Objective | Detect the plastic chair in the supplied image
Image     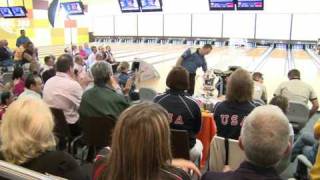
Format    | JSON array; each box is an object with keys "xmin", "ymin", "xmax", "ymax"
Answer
[
  {"xmin": 139, "ymin": 88, "xmax": 157, "ymax": 102},
  {"xmin": 79, "ymin": 116, "xmax": 116, "ymax": 162},
  {"xmin": 287, "ymin": 101, "xmax": 309, "ymax": 132},
  {"xmin": 170, "ymin": 129, "xmax": 199, "ymax": 179},
  {"xmin": 171, "ymin": 129, "xmax": 190, "ymax": 160},
  {"xmin": 50, "ymin": 108, "xmax": 72, "ymax": 152},
  {"xmin": 0, "ymin": 160, "xmax": 66, "ymax": 180},
  {"xmin": 209, "ymin": 136, "xmax": 245, "ymax": 172}
]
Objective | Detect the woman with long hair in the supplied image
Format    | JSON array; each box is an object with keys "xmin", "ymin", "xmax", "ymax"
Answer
[{"xmin": 93, "ymin": 102, "xmax": 200, "ymax": 180}]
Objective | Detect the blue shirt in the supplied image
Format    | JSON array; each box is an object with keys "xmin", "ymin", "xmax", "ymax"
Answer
[
  {"xmin": 181, "ymin": 48, "xmax": 207, "ymax": 74},
  {"xmin": 84, "ymin": 48, "xmax": 92, "ymax": 56},
  {"xmin": 16, "ymin": 36, "xmax": 30, "ymax": 47},
  {"xmin": 117, "ymin": 72, "xmax": 136, "ymax": 92}
]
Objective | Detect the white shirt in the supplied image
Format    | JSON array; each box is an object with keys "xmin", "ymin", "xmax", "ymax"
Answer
[{"xmin": 87, "ymin": 53, "xmax": 96, "ymax": 67}]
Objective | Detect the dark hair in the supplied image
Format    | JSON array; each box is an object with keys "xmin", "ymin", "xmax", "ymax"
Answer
[
  {"xmin": 203, "ymin": 44, "xmax": 213, "ymax": 49},
  {"xmin": 288, "ymin": 69, "xmax": 300, "ymax": 80},
  {"xmin": 42, "ymin": 69, "xmax": 56, "ymax": 84},
  {"xmin": 44, "ymin": 56, "xmax": 52, "ymax": 64},
  {"xmin": 20, "ymin": 30, "xmax": 25, "ymax": 34},
  {"xmin": 226, "ymin": 69, "xmax": 254, "ymax": 103},
  {"xmin": 25, "ymin": 74, "xmax": 40, "ymax": 89},
  {"xmin": 252, "ymin": 72, "xmax": 263, "ymax": 81},
  {"xmin": 56, "ymin": 54, "xmax": 74, "ymax": 73},
  {"xmin": 91, "ymin": 46, "xmax": 97, "ymax": 51},
  {"xmin": 50, "ymin": 55, "xmax": 56, "ymax": 61},
  {"xmin": 64, "ymin": 48, "xmax": 69, "ymax": 53},
  {"xmin": 166, "ymin": 66, "xmax": 189, "ymax": 91},
  {"xmin": 1, "ymin": 91, "xmax": 11, "ymax": 105},
  {"xmin": 270, "ymin": 96, "xmax": 289, "ymax": 114},
  {"xmin": 12, "ymin": 66, "xmax": 24, "ymax": 80}
]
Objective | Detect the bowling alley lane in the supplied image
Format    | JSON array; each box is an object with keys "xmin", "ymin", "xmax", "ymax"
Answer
[
  {"xmin": 259, "ymin": 48, "xmax": 288, "ymax": 99},
  {"xmin": 208, "ymin": 47, "xmax": 267, "ymax": 71}
]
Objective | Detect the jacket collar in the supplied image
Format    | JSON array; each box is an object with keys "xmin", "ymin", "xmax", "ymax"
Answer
[{"xmin": 236, "ymin": 161, "xmax": 280, "ymax": 178}]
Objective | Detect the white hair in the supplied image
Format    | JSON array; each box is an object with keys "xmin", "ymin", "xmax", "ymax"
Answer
[
  {"xmin": 91, "ymin": 61, "xmax": 113, "ymax": 85},
  {"xmin": 241, "ymin": 105, "xmax": 290, "ymax": 167}
]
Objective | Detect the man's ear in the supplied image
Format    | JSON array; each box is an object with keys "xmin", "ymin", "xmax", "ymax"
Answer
[
  {"xmin": 283, "ymin": 141, "xmax": 292, "ymax": 156},
  {"xmin": 238, "ymin": 137, "xmax": 244, "ymax": 151}
]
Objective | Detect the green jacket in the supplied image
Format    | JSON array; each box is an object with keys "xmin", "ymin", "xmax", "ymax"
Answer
[{"xmin": 79, "ymin": 85, "xmax": 130, "ymax": 119}]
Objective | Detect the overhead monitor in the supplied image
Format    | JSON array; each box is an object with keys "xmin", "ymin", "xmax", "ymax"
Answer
[
  {"xmin": 237, "ymin": 0, "xmax": 264, "ymax": 10},
  {"xmin": 140, "ymin": 0, "xmax": 163, "ymax": 12},
  {"xmin": 10, "ymin": 6, "xmax": 27, "ymax": 18},
  {"xmin": 118, "ymin": 0, "xmax": 141, "ymax": 12},
  {"xmin": 209, "ymin": 0, "xmax": 236, "ymax": 10},
  {"xmin": 0, "ymin": 7, "xmax": 14, "ymax": 18},
  {"xmin": 61, "ymin": 1, "xmax": 84, "ymax": 15}
]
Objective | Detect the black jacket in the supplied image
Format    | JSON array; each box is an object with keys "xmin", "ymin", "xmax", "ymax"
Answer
[
  {"xmin": 0, "ymin": 47, "xmax": 11, "ymax": 61},
  {"xmin": 202, "ymin": 161, "xmax": 282, "ymax": 180},
  {"xmin": 0, "ymin": 151, "xmax": 88, "ymax": 180},
  {"xmin": 154, "ymin": 89, "xmax": 202, "ymax": 148}
]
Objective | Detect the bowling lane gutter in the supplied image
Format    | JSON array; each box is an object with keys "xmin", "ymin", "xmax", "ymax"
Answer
[
  {"xmin": 284, "ymin": 49, "xmax": 292, "ymax": 76},
  {"xmin": 287, "ymin": 49, "xmax": 295, "ymax": 72},
  {"xmin": 306, "ymin": 49, "xmax": 320, "ymax": 70},
  {"xmin": 247, "ymin": 46, "xmax": 274, "ymax": 72}
]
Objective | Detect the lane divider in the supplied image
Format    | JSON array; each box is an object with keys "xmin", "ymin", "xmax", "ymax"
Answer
[
  {"xmin": 247, "ymin": 46, "xmax": 274, "ymax": 72},
  {"xmin": 306, "ymin": 48, "xmax": 320, "ymax": 70}
]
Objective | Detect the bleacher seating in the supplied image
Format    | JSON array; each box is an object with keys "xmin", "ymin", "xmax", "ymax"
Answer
[{"xmin": 0, "ymin": 160, "xmax": 66, "ymax": 180}]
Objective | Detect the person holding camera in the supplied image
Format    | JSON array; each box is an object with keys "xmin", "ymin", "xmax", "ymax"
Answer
[
  {"xmin": 116, "ymin": 61, "xmax": 139, "ymax": 101},
  {"xmin": 176, "ymin": 44, "xmax": 212, "ymax": 96}
]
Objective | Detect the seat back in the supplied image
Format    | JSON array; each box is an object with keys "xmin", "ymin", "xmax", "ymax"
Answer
[
  {"xmin": 50, "ymin": 108, "xmax": 70, "ymax": 139},
  {"xmin": 287, "ymin": 101, "xmax": 309, "ymax": 131},
  {"xmin": 0, "ymin": 160, "xmax": 66, "ymax": 180},
  {"xmin": 170, "ymin": 129, "xmax": 190, "ymax": 160},
  {"xmin": 209, "ymin": 136, "xmax": 245, "ymax": 172},
  {"xmin": 139, "ymin": 88, "xmax": 157, "ymax": 101},
  {"xmin": 80, "ymin": 116, "xmax": 116, "ymax": 147}
]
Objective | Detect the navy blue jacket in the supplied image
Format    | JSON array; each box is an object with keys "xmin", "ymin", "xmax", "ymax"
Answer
[
  {"xmin": 213, "ymin": 100, "xmax": 262, "ymax": 139},
  {"xmin": 154, "ymin": 89, "xmax": 202, "ymax": 148}
]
